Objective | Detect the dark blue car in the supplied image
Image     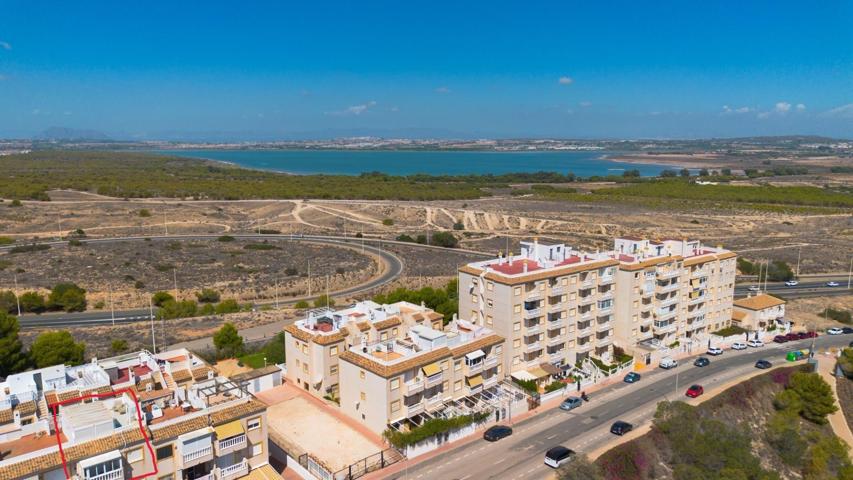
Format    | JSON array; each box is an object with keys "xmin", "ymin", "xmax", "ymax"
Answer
[{"xmin": 624, "ymin": 372, "xmax": 641, "ymax": 383}]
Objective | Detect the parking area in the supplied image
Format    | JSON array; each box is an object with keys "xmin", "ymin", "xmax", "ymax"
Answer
[{"xmin": 255, "ymin": 383, "xmax": 385, "ymax": 473}]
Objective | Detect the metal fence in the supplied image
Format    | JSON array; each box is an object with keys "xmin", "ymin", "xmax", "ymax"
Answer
[{"xmin": 332, "ymin": 447, "xmax": 405, "ymax": 480}]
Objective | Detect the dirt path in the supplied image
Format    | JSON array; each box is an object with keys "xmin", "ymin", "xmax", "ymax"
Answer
[{"xmin": 816, "ymin": 353, "xmax": 853, "ymax": 448}]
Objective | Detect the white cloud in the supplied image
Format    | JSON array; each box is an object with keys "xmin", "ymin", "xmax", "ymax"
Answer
[
  {"xmin": 722, "ymin": 105, "xmax": 754, "ymax": 115},
  {"xmin": 579, "ymin": 101, "xmax": 592, "ymax": 107},
  {"xmin": 558, "ymin": 76, "xmax": 573, "ymax": 85},
  {"xmin": 389, "ymin": 106, "xmax": 399, "ymax": 112},
  {"xmin": 796, "ymin": 103, "xmax": 806, "ymax": 112},
  {"xmin": 756, "ymin": 101, "xmax": 806, "ymax": 119},
  {"xmin": 434, "ymin": 86, "xmax": 451, "ymax": 94},
  {"xmin": 0, "ymin": 41, "xmax": 10, "ymax": 50},
  {"xmin": 774, "ymin": 102, "xmax": 792, "ymax": 114},
  {"xmin": 822, "ymin": 103, "xmax": 853, "ymax": 118},
  {"xmin": 327, "ymin": 100, "xmax": 377, "ymax": 116}
]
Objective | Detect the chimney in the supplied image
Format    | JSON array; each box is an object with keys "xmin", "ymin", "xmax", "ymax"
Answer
[{"xmin": 523, "ymin": 262, "xmax": 528, "ymax": 273}]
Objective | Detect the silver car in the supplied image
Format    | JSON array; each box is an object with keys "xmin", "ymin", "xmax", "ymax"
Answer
[{"xmin": 560, "ymin": 397, "xmax": 583, "ymax": 411}]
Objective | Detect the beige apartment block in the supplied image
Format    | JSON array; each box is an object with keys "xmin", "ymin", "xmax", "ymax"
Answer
[
  {"xmin": 611, "ymin": 237, "xmax": 737, "ymax": 365},
  {"xmin": 0, "ymin": 348, "xmax": 277, "ymax": 480},
  {"xmin": 337, "ymin": 319, "xmax": 505, "ymax": 434},
  {"xmin": 283, "ymin": 301, "xmax": 444, "ymax": 399},
  {"xmin": 732, "ymin": 293, "xmax": 786, "ymax": 332},
  {"xmin": 458, "ymin": 240, "xmax": 619, "ymax": 378}
]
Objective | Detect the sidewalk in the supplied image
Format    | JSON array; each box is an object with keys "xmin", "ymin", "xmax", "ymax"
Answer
[{"xmin": 816, "ymin": 354, "xmax": 853, "ymax": 448}]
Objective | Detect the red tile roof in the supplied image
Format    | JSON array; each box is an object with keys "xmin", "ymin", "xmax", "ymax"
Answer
[{"xmin": 489, "ymin": 259, "xmax": 541, "ymax": 275}]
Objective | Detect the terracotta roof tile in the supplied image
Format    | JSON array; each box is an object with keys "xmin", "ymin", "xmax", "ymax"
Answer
[
  {"xmin": 734, "ymin": 294, "xmax": 785, "ymax": 311},
  {"xmin": 449, "ymin": 334, "xmax": 504, "ymax": 358},
  {"xmin": 0, "ymin": 408, "xmax": 12, "ymax": 425},
  {"xmin": 373, "ymin": 316, "xmax": 402, "ymax": 330},
  {"xmin": 356, "ymin": 321, "xmax": 371, "ymax": 331},
  {"xmin": 171, "ymin": 369, "xmax": 192, "ymax": 384},
  {"xmin": 150, "ymin": 415, "xmax": 209, "ymax": 442},
  {"xmin": 192, "ymin": 366, "xmax": 214, "ymax": 381},
  {"xmin": 340, "ymin": 347, "xmax": 453, "ymax": 378},
  {"xmin": 314, "ymin": 328, "xmax": 348, "ymax": 346},
  {"xmin": 459, "ymin": 258, "xmax": 619, "ymax": 286},
  {"xmin": 284, "ymin": 324, "xmax": 314, "ymax": 342}
]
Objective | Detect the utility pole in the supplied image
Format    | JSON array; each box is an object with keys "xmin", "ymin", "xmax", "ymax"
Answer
[
  {"xmin": 149, "ymin": 296, "xmax": 157, "ymax": 353},
  {"xmin": 109, "ymin": 284, "xmax": 115, "ymax": 326},
  {"xmin": 57, "ymin": 215, "xmax": 63, "ymax": 241},
  {"xmin": 307, "ymin": 261, "xmax": 311, "ymax": 297},
  {"xmin": 13, "ymin": 272, "xmax": 21, "ymax": 316},
  {"xmin": 164, "ymin": 210, "xmax": 168, "ymax": 236},
  {"xmin": 274, "ymin": 278, "xmax": 279, "ymax": 309},
  {"xmin": 848, "ymin": 256, "xmax": 852, "ymax": 290},
  {"xmin": 172, "ymin": 268, "xmax": 178, "ymax": 300},
  {"xmin": 796, "ymin": 246, "xmax": 802, "ymax": 278},
  {"xmin": 756, "ymin": 261, "xmax": 763, "ymax": 292},
  {"xmin": 325, "ymin": 275, "xmax": 330, "ymax": 308}
]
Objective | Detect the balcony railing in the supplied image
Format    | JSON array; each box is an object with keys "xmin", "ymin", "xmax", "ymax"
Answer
[
  {"xmin": 656, "ymin": 309, "xmax": 678, "ymax": 320},
  {"xmin": 689, "ymin": 295, "xmax": 706, "ymax": 305},
  {"xmin": 405, "ymin": 379, "xmax": 424, "ymax": 395},
  {"xmin": 657, "ymin": 268, "xmax": 681, "ymax": 279},
  {"xmin": 548, "ymin": 302, "xmax": 564, "ymax": 311},
  {"xmin": 465, "ymin": 362, "xmax": 483, "ymax": 375},
  {"xmin": 425, "ymin": 373, "xmax": 444, "ymax": 388},
  {"xmin": 218, "ymin": 459, "xmax": 249, "ymax": 480},
  {"xmin": 547, "ymin": 335, "xmax": 564, "ymax": 346},
  {"xmin": 577, "ymin": 342, "xmax": 594, "ymax": 352},
  {"xmin": 525, "ymin": 324, "xmax": 541, "ymax": 336},
  {"xmin": 549, "ymin": 285, "xmax": 565, "ymax": 295},
  {"xmin": 599, "ymin": 275, "xmax": 615, "ymax": 285},
  {"xmin": 85, "ymin": 468, "xmax": 124, "ymax": 480},
  {"xmin": 183, "ymin": 444, "xmax": 213, "ymax": 466},
  {"xmin": 217, "ymin": 434, "xmax": 246, "ymax": 455},
  {"xmin": 658, "ymin": 296, "xmax": 678, "ymax": 307},
  {"xmin": 656, "ymin": 282, "xmax": 680, "ymax": 293},
  {"xmin": 576, "ymin": 327, "xmax": 592, "ymax": 337},
  {"xmin": 596, "ymin": 335, "xmax": 613, "ymax": 346},
  {"xmin": 524, "ymin": 308, "xmax": 542, "ymax": 318},
  {"xmin": 525, "ymin": 291, "xmax": 541, "ymax": 300},
  {"xmin": 547, "ymin": 318, "xmax": 565, "ymax": 329},
  {"xmin": 483, "ymin": 356, "xmax": 499, "ymax": 369},
  {"xmin": 691, "ymin": 269, "xmax": 707, "ymax": 278},
  {"xmin": 596, "ymin": 321, "xmax": 612, "ymax": 333},
  {"xmin": 653, "ymin": 322, "xmax": 677, "ymax": 334},
  {"xmin": 194, "ymin": 473, "xmax": 214, "ymax": 480},
  {"xmin": 579, "ymin": 295, "xmax": 595, "ymax": 305},
  {"xmin": 596, "ymin": 307, "xmax": 613, "ymax": 316},
  {"xmin": 581, "ymin": 278, "xmax": 595, "ymax": 288},
  {"xmin": 549, "ymin": 351, "xmax": 565, "ymax": 362},
  {"xmin": 525, "ymin": 341, "xmax": 542, "ymax": 352},
  {"xmin": 579, "ymin": 311, "xmax": 593, "ymax": 321},
  {"xmin": 407, "ymin": 402, "xmax": 424, "ymax": 416},
  {"xmin": 483, "ymin": 375, "xmax": 498, "ymax": 388}
]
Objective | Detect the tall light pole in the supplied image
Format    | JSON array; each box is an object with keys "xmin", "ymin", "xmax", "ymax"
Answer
[
  {"xmin": 13, "ymin": 272, "xmax": 21, "ymax": 316},
  {"xmin": 109, "ymin": 284, "xmax": 116, "ymax": 327},
  {"xmin": 149, "ymin": 295, "xmax": 157, "ymax": 353},
  {"xmin": 848, "ymin": 256, "xmax": 852, "ymax": 290},
  {"xmin": 57, "ymin": 215, "xmax": 63, "ymax": 241},
  {"xmin": 172, "ymin": 268, "xmax": 179, "ymax": 301},
  {"xmin": 796, "ymin": 246, "xmax": 802, "ymax": 278}
]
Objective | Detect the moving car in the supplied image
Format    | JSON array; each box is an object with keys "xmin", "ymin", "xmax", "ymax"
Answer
[
  {"xmin": 755, "ymin": 359, "xmax": 773, "ymax": 369},
  {"xmin": 731, "ymin": 342, "xmax": 747, "ymax": 350},
  {"xmin": 707, "ymin": 347, "xmax": 723, "ymax": 356},
  {"xmin": 784, "ymin": 280, "xmax": 799, "ymax": 286},
  {"xmin": 659, "ymin": 357, "xmax": 678, "ymax": 369},
  {"xmin": 610, "ymin": 421, "xmax": 634, "ymax": 436},
  {"xmin": 826, "ymin": 281, "xmax": 840, "ymax": 287},
  {"xmin": 693, "ymin": 357, "xmax": 710, "ymax": 367},
  {"xmin": 828, "ymin": 327, "xmax": 844, "ymax": 335},
  {"xmin": 483, "ymin": 425, "xmax": 513, "ymax": 442},
  {"xmin": 747, "ymin": 339, "xmax": 764, "ymax": 348},
  {"xmin": 773, "ymin": 335, "xmax": 789, "ymax": 343},
  {"xmin": 544, "ymin": 446, "xmax": 576, "ymax": 468},
  {"xmin": 624, "ymin": 372, "xmax": 641, "ymax": 383},
  {"xmin": 685, "ymin": 385, "xmax": 704, "ymax": 398},
  {"xmin": 560, "ymin": 397, "xmax": 583, "ymax": 411},
  {"xmin": 748, "ymin": 285, "xmax": 761, "ymax": 292}
]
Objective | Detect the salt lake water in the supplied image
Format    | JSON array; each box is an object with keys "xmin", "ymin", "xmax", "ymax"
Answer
[{"xmin": 155, "ymin": 149, "xmax": 668, "ymax": 177}]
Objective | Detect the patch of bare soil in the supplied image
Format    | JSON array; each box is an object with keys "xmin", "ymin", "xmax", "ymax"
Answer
[{"xmin": 786, "ymin": 294, "xmax": 853, "ymax": 330}]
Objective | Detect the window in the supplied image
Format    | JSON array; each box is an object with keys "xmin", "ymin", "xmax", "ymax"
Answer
[
  {"xmin": 513, "ymin": 321, "xmax": 521, "ymax": 332},
  {"xmin": 570, "ymin": 293, "xmax": 576, "ymax": 300},
  {"xmin": 301, "ymin": 344, "xmax": 308, "ymax": 354},
  {"xmin": 390, "ymin": 377, "xmax": 400, "ymax": 390},
  {"xmin": 360, "ymin": 370, "xmax": 366, "ymax": 379},
  {"xmin": 155, "ymin": 444, "xmax": 173, "ymax": 461},
  {"xmin": 248, "ymin": 417, "xmax": 261, "ymax": 431},
  {"xmin": 454, "ymin": 380, "xmax": 462, "ymax": 392},
  {"xmin": 514, "ymin": 287, "xmax": 521, "ymax": 296},
  {"xmin": 497, "ymin": 364, "xmax": 502, "ymax": 374},
  {"xmin": 632, "ymin": 315, "xmax": 638, "ymax": 323},
  {"xmin": 454, "ymin": 360, "xmax": 462, "ymax": 371},
  {"xmin": 569, "ymin": 308, "xmax": 576, "ymax": 317},
  {"xmin": 442, "ymin": 380, "xmax": 449, "ymax": 391},
  {"xmin": 360, "ymin": 391, "xmax": 366, "ymax": 401},
  {"xmin": 486, "ymin": 315, "xmax": 493, "ymax": 326},
  {"xmin": 330, "ymin": 365, "xmax": 338, "ymax": 376},
  {"xmin": 632, "ymin": 329, "xmax": 637, "ymax": 337},
  {"xmin": 330, "ymin": 345, "xmax": 338, "ymax": 356},
  {"xmin": 571, "ymin": 276, "xmax": 577, "ymax": 284},
  {"xmin": 513, "ymin": 304, "xmax": 521, "ymax": 314},
  {"xmin": 252, "ymin": 442, "xmax": 263, "ymax": 457},
  {"xmin": 512, "ymin": 356, "xmax": 520, "ymax": 366},
  {"xmin": 380, "ymin": 332, "xmax": 388, "ymax": 341},
  {"xmin": 487, "ymin": 299, "xmax": 493, "ymax": 308},
  {"xmin": 440, "ymin": 360, "xmax": 449, "ymax": 370},
  {"xmin": 561, "ymin": 277, "xmax": 568, "ymax": 286},
  {"xmin": 487, "ymin": 282, "xmax": 494, "ymax": 291},
  {"xmin": 390, "ymin": 400, "xmax": 400, "ymax": 413},
  {"xmin": 392, "ymin": 328, "xmax": 398, "ymax": 336},
  {"xmin": 513, "ymin": 339, "xmax": 521, "ymax": 348},
  {"xmin": 495, "ymin": 345, "xmax": 502, "ymax": 354},
  {"xmin": 472, "ymin": 294, "xmax": 478, "ymax": 304},
  {"xmin": 127, "ymin": 447, "xmax": 144, "ymax": 464}
]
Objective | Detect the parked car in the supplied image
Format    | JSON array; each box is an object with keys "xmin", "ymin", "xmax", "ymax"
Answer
[
  {"xmin": 544, "ymin": 446, "xmax": 576, "ymax": 468},
  {"xmin": 610, "ymin": 421, "xmax": 634, "ymax": 436},
  {"xmin": 483, "ymin": 425, "xmax": 513, "ymax": 442},
  {"xmin": 784, "ymin": 280, "xmax": 799, "ymax": 286},
  {"xmin": 748, "ymin": 285, "xmax": 761, "ymax": 292},
  {"xmin": 773, "ymin": 335, "xmax": 789, "ymax": 343},
  {"xmin": 828, "ymin": 327, "xmax": 844, "ymax": 335},
  {"xmin": 707, "ymin": 347, "xmax": 723, "ymax": 356},
  {"xmin": 694, "ymin": 357, "xmax": 710, "ymax": 367},
  {"xmin": 685, "ymin": 385, "xmax": 704, "ymax": 398},
  {"xmin": 659, "ymin": 357, "xmax": 678, "ymax": 369},
  {"xmin": 755, "ymin": 359, "xmax": 773, "ymax": 369},
  {"xmin": 731, "ymin": 342, "xmax": 747, "ymax": 350},
  {"xmin": 560, "ymin": 397, "xmax": 583, "ymax": 411},
  {"xmin": 624, "ymin": 372, "xmax": 641, "ymax": 383},
  {"xmin": 785, "ymin": 332, "xmax": 800, "ymax": 341},
  {"xmin": 801, "ymin": 331, "xmax": 818, "ymax": 338},
  {"xmin": 826, "ymin": 281, "xmax": 840, "ymax": 287},
  {"xmin": 747, "ymin": 339, "xmax": 764, "ymax": 348},
  {"xmin": 843, "ymin": 327, "xmax": 853, "ymax": 335}
]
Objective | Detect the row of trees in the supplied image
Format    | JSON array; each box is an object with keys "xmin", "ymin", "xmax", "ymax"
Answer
[
  {"xmin": 395, "ymin": 231, "xmax": 459, "ymax": 248},
  {"xmin": 151, "ymin": 291, "xmax": 243, "ymax": 320},
  {"xmin": 737, "ymin": 257, "xmax": 795, "ymax": 281},
  {"xmin": 372, "ymin": 279, "xmax": 458, "ymax": 323},
  {"xmin": 0, "ymin": 311, "xmax": 86, "ymax": 377},
  {"xmin": 0, "ymin": 283, "xmax": 87, "ymax": 314}
]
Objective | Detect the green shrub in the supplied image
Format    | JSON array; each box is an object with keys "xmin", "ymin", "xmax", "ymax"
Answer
[
  {"xmin": 544, "ymin": 381, "xmax": 565, "ymax": 393},
  {"xmin": 294, "ymin": 300, "xmax": 310, "ymax": 309},
  {"xmin": 430, "ymin": 231, "xmax": 458, "ymax": 248},
  {"xmin": 818, "ymin": 308, "xmax": 851, "ymax": 324},
  {"xmin": 713, "ymin": 325, "xmax": 747, "ymax": 337},
  {"xmin": 47, "ymin": 283, "xmax": 86, "ymax": 312},
  {"xmin": 217, "ymin": 235, "xmax": 235, "ymax": 242},
  {"xmin": 513, "ymin": 378, "xmax": 538, "ymax": 394},
  {"xmin": 243, "ymin": 243, "xmax": 279, "ymax": 250},
  {"xmin": 215, "ymin": 299, "xmax": 241, "ymax": 314},
  {"xmin": 8, "ymin": 244, "xmax": 50, "ymax": 254},
  {"xmin": 151, "ymin": 291, "xmax": 174, "ymax": 307},
  {"xmin": 383, "ymin": 411, "xmax": 490, "ymax": 448},
  {"xmin": 0, "ymin": 236, "xmax": 14, "ymax": 245},
  {"xmin": 373, "ymin": 279, "xmax": 458, "ymax": 324},
  {"xmin": 313, "ymin": 294, "xmax": 335, "ymax": 308},
  {"xmin": 19, "ymin": 292, "xmax": 46, "ymax": 313},
  {"xmin": 382, "ymin": 218, "xmax": 394, "ymax": 226},
  {"xmin": 138, "ymin": 208, "xmax": 151, "ymax": 217},
  {"xmin": 195, "ymin": 288, "xmax": 221, "ymax": 303}
]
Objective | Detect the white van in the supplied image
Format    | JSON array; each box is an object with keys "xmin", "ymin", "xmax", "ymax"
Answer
[{"xmin": 659, "ymin": 357, "xmax": 678, "ymax": 369}]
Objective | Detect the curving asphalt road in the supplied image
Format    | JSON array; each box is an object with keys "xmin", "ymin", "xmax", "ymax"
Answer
[{"xmin": 6, "ymin": 234, "xmax": 406, "ymax": 328}]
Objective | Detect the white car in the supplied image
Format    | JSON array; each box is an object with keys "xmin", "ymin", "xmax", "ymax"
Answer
[
  {"xmin": 707, "ymin": 347, "xmax": 723, "ymax": 356},
  {"xmin": 748, "ymin": 285, "xmax": 761, "ymax": 292},
  {"xmin": 747, "ymin": 339, "xmax": 764, "ymax": 348},
  {"xmin": 731, "ymin": 342, "xmax": 747, "ymax": 350},
  {"xmin": 784, "ymin": 280, "xmax": 799, "ymax": 286},
  {"xmin": 826, "ymin": 281, "xmax": 840, "ymax": 287},
  {"xmin": 828, "ymin": 327, "xmax": 844, "ymax": 335}
]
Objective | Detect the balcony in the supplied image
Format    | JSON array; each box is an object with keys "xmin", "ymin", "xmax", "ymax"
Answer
[
  {"xmin": 656, "ymin": 309, "xmax": 678, "ymax": 320},
  {"xmin": 426, "ymin": 395, "xmax": 443, "ymax": 408},
  {"xmin": 467, "ymin": 383, "xmax": 484, "ymax": 395},
  {"xmin": 483, "ymin": 356, "xmax": 499, "ymax": 370},
  {"xmin": 688, "ymin": 295, "xmax": 706, "ymax": 306},
  {"xmin": 577, "ymin": 342, "xmax": 594, "ymax": 352},
  {"xmin": 218, "ymin": 459, "xmax": 249, "ymax": 480},
  {"xmin": 425, "ymin": 373, "xmax": 444, "ymax": 388},
  {"xmin": 656, "ymin": 282, "xmax": 680, "ymax": 293},
  {"xmin": 525, "ymin": 341, "xmax": 542, "ymax": 352},
  {"xmin": 483, "ymin": 375, "xmax": 498, "ymax": 388},
  {"xmin": 548, "ymin": 302, "xmax": 564, "ymax": 312},
  {"xmin": 579, "ymin": 295, "xmax": 595, "ymax": 306},
  {"xmin": 549, "ymin": 351, "xmax": 566, "ymax": 362},
  {"xmin": 195, "ymin": 474, "xmax": 214, "ymax": 480},
  {"xmin": 407, "ymin": 402, "xmax": 425, "ymax": 416},
  {"xmin": 599, "ymin": 275, "xmax": 615, "ymax": 285},
  {"xmin": 638, "ymin": 329, "xmax": 654, "ymax": 340},
  {"xmin": 524, "ymin": 308, "xmax": 542, "ymax": 319},
  {"xmin": 547, "ymin": 335, "xmax": 564, "ymax": 346},
  {"xmin": 597, "ymin": 307, "xmax": 613, "ymax": 316},
  {"xmin": 653, "ymin": 322, "xmax": 677, "ymax": 334},
  {"xmin": 549, "ymin": 285, "xmax": 565, "ymax": 295},
  {"xmin": 657, "ymin": 268, "xmax": 681, "ymax": 279},
  {"xmin": 464, "ymin": 362, "xmax": 483, "ymax": 375},
  {"xmin": 216, "ymin": 434, "xmax": 247, "ymax": 456},
  {"xmin": 525, "ymin": 324, "xmax": 542, "ymax": 336},
  {"xmin": 576, "ymin": 326, "xmax": 592, "ymax": 338},
  {"xmin": 579, "ymin": 310, "xmax": 593, "ymax": 321},
  {"xmin": 658, "ymin": 296, "xmax": 678, "ymax": 308},
  {"xmin": 547, "ymin": 318, "xmax": 565, "ymax": 329},
  {"xmin": 691, "ymin": 269, "xmax": 707, "ymax": 278},
  {"xmin": 525, "ymin": 290, "xmax": 541, "ymax": 300},
  {"xmin": 596, "ymin": 335, "xmax": 613, "ymax": 347},
  {"xmin": 84, "ymin": 469, "xmax": 124, "ymax": 480},
  {"xmin": 182, "ymin": 444, "xmax": 213, "ymax": 468},
  {"xmin": 405, "ymin": 379, "xmax": 424, "ymax": 395},
  {"xmin": 596, "ymin": 321, "xmax": 612, "ymax": 333},
  {"xmin": 581, "ymin": 278, "xmax": 595, "ymax": 288}
]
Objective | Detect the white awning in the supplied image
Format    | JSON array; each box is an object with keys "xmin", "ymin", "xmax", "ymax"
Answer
[
  {"xmin": 465, "ymin": 349, "xmax": 486, "ymax": 361},
  {"xmin": 511, "ymin": 370, "xmax": 537, "ymax": 382}
]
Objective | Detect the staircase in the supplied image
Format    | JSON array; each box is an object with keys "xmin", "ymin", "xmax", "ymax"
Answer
[
  {"xmin": 162, "ymin": 371, "xmax": 177, "ymax": 391},
  {"xmin": 37, "ymin": 396, "xmax": 51, "ymax": 419}
]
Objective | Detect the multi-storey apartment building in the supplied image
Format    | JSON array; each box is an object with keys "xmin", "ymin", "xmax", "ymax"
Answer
[
  {"xmin": 458, "ymin": 240, "xmax": 619, "ymax": 375},
  {"xmin": 283, "ymin": 301, "xmax": 444, "ymax": 399},
  {"xmin": 458, "ymin": 237, "xmax": 737, "ymax": 375},
  {"xmin": 0, "ymin": 348, "xmax": 277, "ymax": 480},
  {"xmin": 338, "ymin": 318, "xmax": 504, "ymax": 434},
  {"xmin": 612, "ymin": 237, "xmax": 737, "ymax": 365}
]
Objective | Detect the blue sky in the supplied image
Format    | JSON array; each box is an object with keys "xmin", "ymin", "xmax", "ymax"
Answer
[{"xmin": 1, "ymin": 1, "xmax": 851, "ymax": 139}]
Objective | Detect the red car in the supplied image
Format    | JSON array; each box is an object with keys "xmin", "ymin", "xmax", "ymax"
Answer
[
  {"xmin": 685, "ymin": 385, "xmax": 704, "ymax": 398},
  {"xmin": 773, "ymin": 335, "xmax": 789, "ymax": 343},
  {"xmin": 785, "ymin": 333, "xmax": 800, "ymax": 341},
  {"xmin": 800, "ymin": 331, "xmax": 818, "ymax": 339}
]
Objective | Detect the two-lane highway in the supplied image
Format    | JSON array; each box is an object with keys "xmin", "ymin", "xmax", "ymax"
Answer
[{"xmin": 387, "ymin": 334, "xmax": 851, "ymax": 480}]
